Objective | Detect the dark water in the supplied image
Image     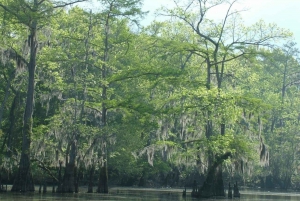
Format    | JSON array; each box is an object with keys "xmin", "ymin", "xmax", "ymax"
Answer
[{"xmin": 1, "ymin": 188, "xmax": 300, "ymax": 201}]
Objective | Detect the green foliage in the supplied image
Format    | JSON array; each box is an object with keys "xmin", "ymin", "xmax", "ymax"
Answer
[{"xmin": 0, "ymin": 0, "xmax": 299, "ymax": 190}]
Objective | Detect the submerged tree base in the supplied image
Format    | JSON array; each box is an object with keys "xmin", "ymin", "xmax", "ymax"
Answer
[
  {"xmin": 57, "ymin": 163, "xmax": 76, "ymax": 193},
  {"xmin": 11, "ymin": 152, "xmax": 34, "ymax": 192},
  {"xmin": 97, "ymin": 165, "xmax": 108, "ymax": 193},
  {"xmin": 192, "ymin": 152, "xmax": 231, "ymax": 198}
]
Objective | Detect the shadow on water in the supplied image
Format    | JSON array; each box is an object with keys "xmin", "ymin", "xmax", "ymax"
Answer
[{"xmin": 1, "ymin": 187, "xmax": 300, "ymax": 201}]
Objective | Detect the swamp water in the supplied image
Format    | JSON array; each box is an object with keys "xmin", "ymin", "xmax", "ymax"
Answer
[{"xmin": 1, "ymin": 188, "xmax": 300, "ymax": 201}]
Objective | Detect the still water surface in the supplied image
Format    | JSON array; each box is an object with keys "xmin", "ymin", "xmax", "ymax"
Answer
[{"xmin": 1, "ymin": 188, "xmax": 300, "ymax": 201}]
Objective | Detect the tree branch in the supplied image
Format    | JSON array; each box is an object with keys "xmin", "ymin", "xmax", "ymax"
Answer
[
  {"xmin": 217, "ymin": 0, "xmax": 238, "ymax": 45},
  {"xmin": 32, "ymin": 158, "xmax": 59, "ymax": 182},
  {"xmin": 210, "ymin": 52, "xmax": 247, "ymax": 66},
  {"xmin": 53, "ymin": 0, "xmax": 88, "ymax": 8},
  {"xmin": 5, "ymin": 48, "xmax": 29, "ymax": 67}
]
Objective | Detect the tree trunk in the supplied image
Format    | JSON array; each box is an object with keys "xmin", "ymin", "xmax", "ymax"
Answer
[
  {"xmin": 11, "ymin": 148, "xmax": 35, "ymax": 192},
  {"xmin": 97, "ymin": 162, "xmax": 108, "ymax": 193},
  {"xmin": 61, "ymin": 163, "xmax": 75, "ymax": 193},
  {"xmin": 11, "ymin": 17, "xmax": 37, "ymax": 192},
  {"xmin": 87, "ymin": 165, "xmax": 95, "ymax": 193},
  {"xmin": 61, "ymin": 141, "xmax": 77, "ymax": 193},
  {"xmin": 56, "ymin": 161, "xmax": 63, "ymax": 193},
  {"xmin": 74, "ymin": 167, "xmax": 79, "ymax": 193},
  {"xmin": 195, "ymin": 152, "xmax": 231, "ymax": 198},
  {"xmin": 214, "ymin": 165, "xmax": 225, "ymax": 196}
]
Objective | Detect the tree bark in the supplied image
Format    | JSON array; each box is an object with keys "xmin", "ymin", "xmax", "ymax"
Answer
[
  {"xmin": 61, "ymin": 141, "xmax": 77, "ymax": 193},
  {"xmin": 11, "ymin": 13, "xmax": 37, "ymax": 192},
  {"xmin": 97, "ymin": 163, "xmax": 108, "ymax": 193},
  {"xmin": 61, "ymin": 163, "xmax": 75, "ymax": 193},
  {"xmin": 87, "ymin": 164, "xmax": 95, "ymax": 193},
  {"xmin": 56, "ymin": 160, "xmax": 63, "ymax": 193},
  {"xmin": 195, "ymin": 152, "xmax": 231, "ymax": 198}
]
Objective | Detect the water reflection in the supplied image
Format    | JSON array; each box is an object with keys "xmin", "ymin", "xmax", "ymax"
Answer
[
  {"xmin": 242, "ymin": 190, "xmax": 300, "ymax": 201},
  {"xmin": 1, "ymin": 188, "xmax": 300, "ymax": 201}
]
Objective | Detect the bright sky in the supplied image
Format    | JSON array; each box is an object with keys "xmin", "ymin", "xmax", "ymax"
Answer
[{"xmin": 141, "ymin": 0, "xmax": 300, "ymax": 47}]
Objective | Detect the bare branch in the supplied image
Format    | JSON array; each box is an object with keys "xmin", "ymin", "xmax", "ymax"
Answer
[
  {"xmin": 32, "ymin": 158, "xmax": 59, "ymax": 182},
  {"xmin": 217, "ymin": 0, "xmax": 238, "ymax": 45},
  {"xmin": 210, "ymin": 52, "xmax": 246, "ymax": 66},
  {"xmin": 5, "ymin": 48, "xmax": 29, "ymax": 66},
  {"xmin": 38, "ymin": 0, "xmax": 47, "ymax": 6},
  {"xmin": 53, "ymin": 0, "xmax": 88, "ymax": 8},
  {"xmin": 284, "ymin": 79, "xmax": 300, "ymax": 88}
]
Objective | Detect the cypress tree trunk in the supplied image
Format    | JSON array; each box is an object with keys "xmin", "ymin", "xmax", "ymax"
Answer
[
  {"xmin": 61, "ymin": 141, "xmax": 77, "ymax": 193},
  {"xmin": 11, "ymin": 15, "xmax": 37, "ymax": 192},
  {"xmin": 11, "ymin": 121, "xmax": 35, "ymax": 192},
  {"xmin": 197, "ymin": 152, "xmax": 231, "ymax": 198},
  {"xmin": 56, "ymin": 160, "xmax": 63, "ymax": 193},
  {"xmin": 74, "ymin": 166, "xmax": 81, "ymax": 193},
  {"xmin": 214, "ymin": 165, "xmax": 225, "ymax": 196},
  {"xmin": 61, "ymin": 163, "xmax": 75, "ymax": 193},
  {"xmin": 87, "ymin": 165, "xmax": 95, "ymax": 193},
  {"xmin": 97, "ymin": 162, "xmax": 108, "ymax": 193}
]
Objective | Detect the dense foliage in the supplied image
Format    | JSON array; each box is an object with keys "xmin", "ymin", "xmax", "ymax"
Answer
[{"xmin": 0, "ymin": 0, "xmax": 299, "ymax": 194}]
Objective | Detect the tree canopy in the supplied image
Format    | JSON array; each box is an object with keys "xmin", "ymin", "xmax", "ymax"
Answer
[{"xmin": 0, "ymin": 0, "xmax": 299, "ymax": 195}]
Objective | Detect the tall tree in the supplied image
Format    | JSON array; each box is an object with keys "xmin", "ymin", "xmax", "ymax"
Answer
[
  {"xmin": 0, "ymin": 0, "xmax": 86, "ymax": 192},
  {"xmin": 156, "ymin": 0, "xmax": 291, "ymax": 197},
  {"xmin": 32, "ymin": 2, "xmax": 146, "ymax": 192},
  {"xmin": 258, "ymin": 43, "xmax": 300, "ymax": 189},
  {"xmin": 88, "ymin": 0, "xmax": 145, "ymax": 193}
]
